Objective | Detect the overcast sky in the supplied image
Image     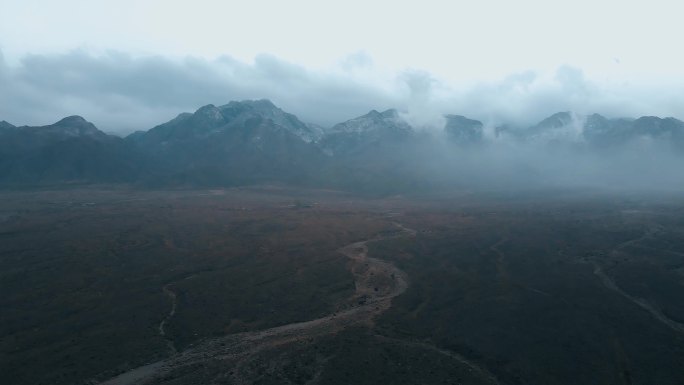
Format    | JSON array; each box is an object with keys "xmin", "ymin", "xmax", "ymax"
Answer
[{"xmin": 1, "ymin": 0, "xmax": 683, "ymax": 134}]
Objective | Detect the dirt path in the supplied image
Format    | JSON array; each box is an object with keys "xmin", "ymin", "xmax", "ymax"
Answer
[
  {"xmin": 100, "ymin": 223, "xmax": 414, "ymax": 385},
  {"xmin": 490, "ymin": 238, "xmax": 510, "ymax": 285},
  {"xmin": 374, "ymin": 335, "xmax": 501, "ymax": 385},
  {"xmin": 591, "ymin": 262, "xmax": 684, "ymax": 335},
  {"xmin": 589, "ymin": 226, "xmax": 684, "ymax": 335},
  {"xmin": 158, "ymin": 284, "xmax": 178, "ymax": 354},
  {"xmin": 490, "ymin": 238, "xmax": 552, "ymax": 298}
]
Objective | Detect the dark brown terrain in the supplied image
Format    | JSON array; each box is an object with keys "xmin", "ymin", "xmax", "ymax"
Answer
[{"xmin": 1, "ymin": 187, "xmax": 684, "ymax": 384}]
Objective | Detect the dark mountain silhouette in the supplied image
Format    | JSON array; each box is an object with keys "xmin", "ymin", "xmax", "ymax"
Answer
[
  {"xmin": 0, "ymin": 116, "xmax": 140, "ymax": 185},
  {"xmin": 443, "ymin": 115, "xmax": 484, "ymax": 144},
  {"xmin": 127, "ymin": 100, "xmax": 328, "ymax": 186},
  {"xmin": 496, "ymin": 112, "xmax": 684, "ymax": 148},
  {"xmin": 2, "ymin": 101, "xmax": 684, "ymax": 189},
  {"xmin": 318, "ymin": 109, "xmax": 413, "ymax": 157},
  {"xmin": 582, "ymin": 113, "xmax": 635, "ymax": 146},
  {"xmin": 631, "ymin": 116, "xmax": 684, "ymax": 145},
  {"xmin": 578, "ymin": 113, "xmax": 684, "ymax": 147},
  {"xmin": 316, "ymin": 108, "xmax": 441, "ymax": 193},
  {"xmin": 497, "ymin": 112, "xmax": 577, "ymax": 142},
  {"xmin": 0, "ymin": 120, "xmax": 16, "ymax": 131}
]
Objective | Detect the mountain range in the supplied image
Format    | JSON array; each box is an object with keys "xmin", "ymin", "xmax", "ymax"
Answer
[{"xmin": 1, "ymin": 100, "xmax": 683, "ymax": 191}]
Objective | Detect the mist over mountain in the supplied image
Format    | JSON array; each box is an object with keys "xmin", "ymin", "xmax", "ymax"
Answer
[
  {"xmin": 319, "ymin": 109, "xmax": 412, "ymax": 156},
  {"xmin": 444, "ymin": 115, "xmax": 485, "ymax": 144},
  {"xmin": 0, "ymin": 121, "xmax": 15, "ymax": 131},
  {"xmin": 126, "ymin": 100, "xmax": 327, "ymax": 187},
  {"xmin": 2, "ymin": 99, "xmax": 683, "ymax": 192},
  {"xmin": 3, "ymin": 50, "xmax": 684, "ymax": 137}
]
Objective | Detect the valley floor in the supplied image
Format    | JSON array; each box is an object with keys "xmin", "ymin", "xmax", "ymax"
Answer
[{"xmin": 1, "ymin": 187, "xmax": 684, "ymax": 384}]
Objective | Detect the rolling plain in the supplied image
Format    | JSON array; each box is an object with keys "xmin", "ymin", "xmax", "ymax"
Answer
[{"xmin": 2, "ymin": 187, "xmax": 684, "ymax": 384}]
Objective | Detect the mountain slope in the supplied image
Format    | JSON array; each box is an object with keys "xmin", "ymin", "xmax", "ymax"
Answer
[
  {"xmin": 128, "ymin": 101, "xmax": 328, "ymax": 186},
  {"xmin": 2, "ymin": 102, "xmax": 684, "ymax": 190},
  {"xmin": 0, "ymin": 120, "xmax": 15, "ymax": 132},
  {"xmin": 318, "ymin": 109, "xmax": 413, "ymax": 157},
  {"xmin": 317, "ymin": 109, "xmax": 448, "ymax": 193},
  {"xmin": 444, "ymin": 115, "xmax": 484, "ymax": 144},
  {"xmin": 0, "ymin": 116, "xmax": 140, "ymax": 185}
]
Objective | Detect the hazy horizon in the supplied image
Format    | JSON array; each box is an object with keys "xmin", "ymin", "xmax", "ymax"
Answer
[
  {"xmin": 1, "ymin": 0, "xmax": 683, "ymax": 134},
  {"xmin": 4, "ymin": 3, "xmax": 684, "ymax": 385}
]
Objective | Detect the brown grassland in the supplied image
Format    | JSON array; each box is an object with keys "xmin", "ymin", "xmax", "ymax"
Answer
[{"xmin": 1, "ymin": 187, "xmax": 684, "ymax": 384}]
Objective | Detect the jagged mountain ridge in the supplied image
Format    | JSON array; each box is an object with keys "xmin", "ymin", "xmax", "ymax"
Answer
[
  {"xmin": 444, "ymin": 115, "xmax": 484, "ymax": 144},
  {"xmin": 318, "ymin": 109, "xmax": 414, "ymax": 156},
  {"xmin": 2, "ymin": 100, "xmax": 684, "ymax": 188},
  {"xmin": 131, "ymin": 99, "xmax": 323, "ymax": 146},
  {"xmin": 0, "ymin": 116, "xmax": 140, "ymax": 184},
  {"xmin": 126, "ymin": 100, "xmax": 329, "ymax": 186},
  {"xmin": 495, "ymin": 111, "xmax": 684, "ymax": 147},
  {"xmin": 0, "ymin": 120, "xmax": 16, "ymax": 131}
]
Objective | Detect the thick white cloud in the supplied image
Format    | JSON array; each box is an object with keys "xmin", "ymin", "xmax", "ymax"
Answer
[
  {"xmin": 1, "ymin": 1, "xmax": 683, "ymax": 133},
  {"xmin": 2, "ymin": 0, "xmax": 683, "ymax": 80},
  {"xmin": 0, "ymin": 50, "xmax": 397, "ymax": 133},
  {"xmin": 0, "ymin": 49, "xmax": 683, "ymax": 135}
]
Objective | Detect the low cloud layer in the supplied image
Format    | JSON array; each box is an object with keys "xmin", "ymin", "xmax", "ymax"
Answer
[{"xmin": 1, "ymin": 49, "xmax": 683, "ymax": 135}]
